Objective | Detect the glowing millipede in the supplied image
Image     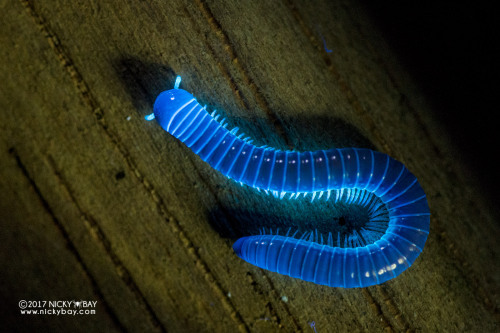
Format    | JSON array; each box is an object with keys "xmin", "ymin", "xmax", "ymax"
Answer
[{"xmin": 146, "ymin": 76, "xmax": 430, "ymax": 288}]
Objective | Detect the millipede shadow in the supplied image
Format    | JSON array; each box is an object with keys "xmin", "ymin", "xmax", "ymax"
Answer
[
  {"xmin": 113, "ymin": 57, "xmax": 176, "ymax": 116},
  {"xmin": 281, "ymin": 113, "xmax": 375, "ymax": 152},
  {"xmin": 208, "ymin": 198, "xmax": 374, "ymax": 242}
]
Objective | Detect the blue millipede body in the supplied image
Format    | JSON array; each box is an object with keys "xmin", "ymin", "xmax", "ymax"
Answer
[{"xmin": 147, "ymin": 76, "xmax": 430, "ymax": 288}]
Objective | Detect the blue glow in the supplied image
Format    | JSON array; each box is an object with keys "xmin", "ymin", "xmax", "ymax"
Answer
[
  {"xmin": 145, "ymin": 113, "xmax": 155, "ymax": 121},
  {"xmin": 174, "ymin": 75, "xmax": 181, "ymax": 89},
  {"xmin": 149, "ymin": 76, "xmax": 430, "ymax": 288},
  {"xmin": 322, "ymin": 36, "xmax": 333, "ymax": 53}
]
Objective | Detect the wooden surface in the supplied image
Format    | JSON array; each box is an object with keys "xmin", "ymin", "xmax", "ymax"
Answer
[{"xmin": 1, "ymin": 0, "xmax": 498, "ymax": 332}]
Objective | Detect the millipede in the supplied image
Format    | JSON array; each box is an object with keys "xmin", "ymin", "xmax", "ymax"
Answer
[{"xmin": 146, "ymin": 76, "xmax": 430, "ymax": 288}]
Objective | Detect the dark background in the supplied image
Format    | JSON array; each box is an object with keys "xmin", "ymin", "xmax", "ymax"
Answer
[
  {"xmin": 360, "ymin": 2, "xmax": 498, "ymax": 209},
  {"xmin": 2, "ymin": 2, "xmax": 498, "ymax": 331}
]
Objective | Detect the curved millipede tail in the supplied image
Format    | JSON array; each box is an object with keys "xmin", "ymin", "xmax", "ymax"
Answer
[{"xmin": 148, "ymin": 76, "xmax": 430, "ymax": 288}]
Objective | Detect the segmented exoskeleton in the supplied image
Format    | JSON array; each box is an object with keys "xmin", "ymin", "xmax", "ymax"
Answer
[{"xmin": 146, "ymin": 76, "xmax": 430, "ymax": 288}]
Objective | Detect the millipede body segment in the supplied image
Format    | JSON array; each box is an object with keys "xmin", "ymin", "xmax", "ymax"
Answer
[{"xmin": 146, "ymin": 76, "xmax": 430, "ymax": 288}]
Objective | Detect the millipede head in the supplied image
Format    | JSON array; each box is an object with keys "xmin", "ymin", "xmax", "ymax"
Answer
[
  {"xmin": 146, "ymin": 76, "xmax": 199, "ymax": 135},
  {"xmin": 145, "ymin": 75, "xmax": 183, "ymax": 122}
]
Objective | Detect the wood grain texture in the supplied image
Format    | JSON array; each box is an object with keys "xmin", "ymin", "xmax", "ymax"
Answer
[{"xmin": 1, "ymin": 0, "xmax": 498, "ymax": 332}]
